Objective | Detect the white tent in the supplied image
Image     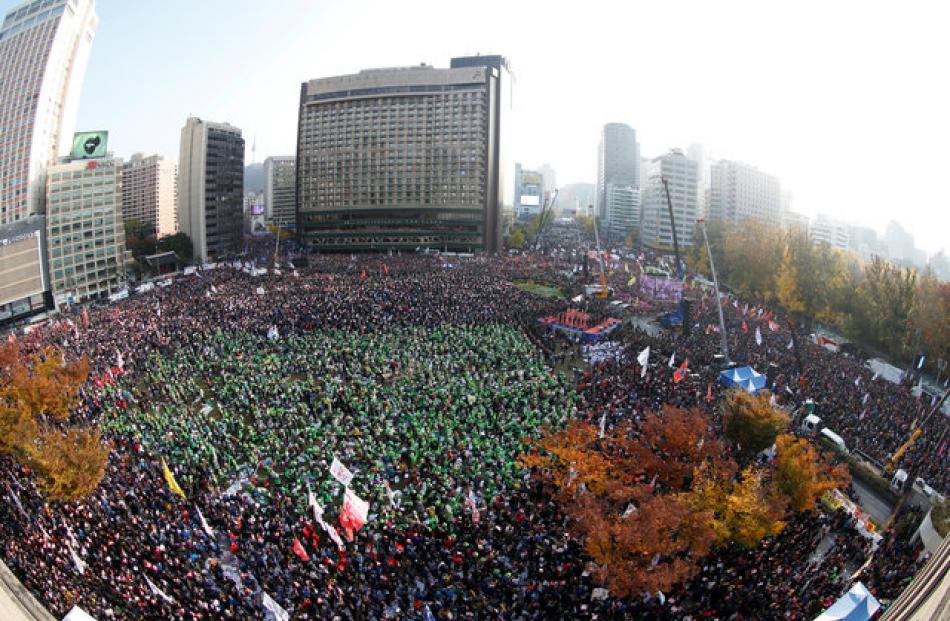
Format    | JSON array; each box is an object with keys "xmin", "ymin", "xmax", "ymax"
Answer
[
  {"xmin": 63, "ymin": 606, "xmax": 99, "ymax": 621},
  {"xmin": 813, "ymin": 582, "xmax": 880, "ymax": 621}
]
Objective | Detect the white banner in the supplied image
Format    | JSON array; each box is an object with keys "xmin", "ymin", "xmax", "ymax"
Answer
[
  {"xmin": 262, "ymin": 592, "xmax": 290, "ymax": 621},
  {"xmin": 330, "ymin": 457, "xmax": 354, "ymax": 487}
]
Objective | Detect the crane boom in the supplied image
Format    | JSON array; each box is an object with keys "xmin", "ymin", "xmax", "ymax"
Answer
[
  {"xmin": 886, "ymin": 388, "xmax": 950, "ymax": 473},
  {"xmin": 591, "ymin": 214, "xmax": 609, "ymax": 299}
]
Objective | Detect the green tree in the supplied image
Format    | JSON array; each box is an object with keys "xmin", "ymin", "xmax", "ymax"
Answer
[
  {"xmin": 508, "ymin": 227, "xmax": 526, "ymax": 249},
  {"xmin": 157, "ymin": 232, "xmax": 194, "ymax": 264}
]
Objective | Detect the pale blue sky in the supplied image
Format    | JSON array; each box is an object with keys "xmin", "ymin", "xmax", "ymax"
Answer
[{"xmin": 4, "ymin": 0, "xmax": 948, "ymax": 254}]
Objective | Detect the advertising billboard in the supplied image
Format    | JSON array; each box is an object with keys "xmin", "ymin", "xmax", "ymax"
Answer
[
  {"xmin": 520, "ymin": 195, "xmax": 540, "ymax": 206},
  {"xmin": 70, "ymin": 131, "xmax": 109, "ymax": 160}
]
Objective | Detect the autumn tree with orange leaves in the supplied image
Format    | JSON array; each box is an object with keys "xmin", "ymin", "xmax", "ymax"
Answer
[
  {"xmin": 774, "ymin": 433, "xmax": 850, "ymax": 512},
  {"xmin": 0, "ymin": 342, "xmax": 108, "ymax": 501},
  {"xmin": 522, "ymin": 406, "xmax": 752, "ymax": 597}
]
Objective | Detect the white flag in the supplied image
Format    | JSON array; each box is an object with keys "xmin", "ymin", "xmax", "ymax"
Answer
[
  {"xmin": 267, "ymin": 325, "xmax": 279, "ymax": 341},
  {"xmin": 115, "ymin": 349, "xmax": 124, "ymax": 369},
  {"xmin": 262, "ymin": 592, "xmax": 289, "ymax": 621},
  {"xmin": 622, "ymin": 503, "xmax": 637, "ymax": 518},
  {"xmin": 323, "ymin": 521, "xmax": 345, "ymax": 550},
  {"xmin": 308, "ymin": 490, "xmax": 325, "ymax": 523},
  {"xmin": 145, "ymin": 576, "xmax": 175, "ymax": 604},
  {"xmin": 917, "ymin": 356, "xmax": 925, "ymax": 369},
  {"xmin": 68, "ymin": 543, "xmax": 86, "ymax": 575},
  {"xmin": 255, "ymin": 286, "xmax": 266, "ymax": 296},
  {"xmin": 599, "ymin": 413, "xmax": 606, "ymax": 439},
  {"xmin": 668, "ymin": 352, "xmax": 675, "ymax": 368},
  {"xmin": 330, "ymin": 457, "xmax": 354, "ymax": 487},
  {"xmin": 637, "ymin": 346, "xmax": 650, "ymax": 378},
  {"xmin": 755, "ymin": 327, "xmax": 763, "ymax": 346},
  {"xmin": 787, "ymin": 339, "xmax": 794, "ymax": 350},
  {"xmin": 872, "ymin": 371, "xmax": 880, "ymax": 381},
  {"xmin": 196, "ymin": 505, "xmax": 214, "ymax": 537},
  {"xmin": 854, "ymin": 377, "xmax": 861, "ymax": 386}
]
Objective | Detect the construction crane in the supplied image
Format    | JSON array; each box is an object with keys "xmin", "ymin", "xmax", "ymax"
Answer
[
  {"xmin": 885, "ymin": 387, "xmax": 950, "ymax": 473},
  {"xmin": 590, "ymin": 212, "xmax": 609, "ymax": 299},
  {"xmin": 661, "ymin": 177, "xmax": 684, "ymax": 280},
  {"xmin": 532, "ymin": 188, "xmax": 559, "ymax": 251}
]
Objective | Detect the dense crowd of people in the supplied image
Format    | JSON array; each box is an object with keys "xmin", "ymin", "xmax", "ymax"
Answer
[{"xmin": 0, "ymin": 250, "xmax": 940, "ymax": 620}]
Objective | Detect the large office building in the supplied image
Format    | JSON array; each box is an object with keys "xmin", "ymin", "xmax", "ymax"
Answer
[
  {"xmin": 263, "ymin": 156, "xmax": 296, "ymax": 230},
  {"xmin": 603, "ymin": 183, "xmax": 640, "ymax": 240},
  {"xmin": 0, "ymin": 215, "xmax": 50, "ymax": 324},
  {"xmin": 596, "ymin": 123, "xmax": 639, "ymax": 239},
  {"xmin": 46, "ymin": 155, "xmax": 126, "ymax": 306},
  {"xmin": 708, "ymin": 160, "xmax": 782, "ymax": 225},
  {"xmin": 514, "ymin": 164, "xmax": 544, "ymax": 220},
  {"xmin": 178, "ymin": 117, "xmax": 245, "ymax": 262},
  {"xmin": 0, "ymin": 0, "xmax": 98, "ymax": 225},
  {"xmin": 810, "ymin": 214, "xmax": 850, "ymax": 249},
  {"xmin": 640, "ymin": 149, "xmax": 699, "ymax": 249},
  {"xmin": 121, "ymin": 153, "xmax": 177, "ymax": 237},
  {"xmin": 295, "ymin": 55, "xmax": 512, "ymax": 253}
]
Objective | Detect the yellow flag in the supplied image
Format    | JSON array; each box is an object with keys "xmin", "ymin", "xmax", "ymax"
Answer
[{"xmin": 162, "ymin": 458, "xmax": 186, "ymax": 499}]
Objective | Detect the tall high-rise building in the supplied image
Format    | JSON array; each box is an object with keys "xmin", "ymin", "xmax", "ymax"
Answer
[
  {"xmin": 810, "ymin": 214, "xmax": 849, "ymax": 249},
  {"xmin": 514, "ymin": 163, "xmax": 544, "ymax": 220},
  {"xmin": 558, "ymin": 182, "xmax": 595, "ymax": 218},
  {"xmin": 687, "ymin": 144, "xmax": 709, "ymax": 219},
  {"xmin": 596, "ymin": 123, "xmax": 639, "ymax": 237},
  {"xmin": 46, "ymin": 156, "xmax": 126, "ymax": 306},
  {"xmin": 603, "ymin": 183, "xmax": 640, "ymax": 240},
  {"xmin": 640, "ymin": 149, "xmax": 699, "ymax": 249},
  {"xmin": 122, "ymin": 154, "xmax": 177, "ymax": 237},
  {"xmin": 708, "ymin": 160, "xmax": 782, "ymax": 225},
  {"xmin": 884, "ymin": 220, "xmax": 917, "ymax": 264},
  {"xmin": 0, "ymin": 0, "xmax": 98, "ymax": 225},
  {"xmin": 178, "ymin": 117, "xmax": 245, "ymax": 262},
  {"xmin": 296, "ymin": 55, "xmax": 511, "ymax": 253},
  {"xmin": 537, "ymin": 163, "xmax": 557, "ymax": 198},
  {"xmin": 263, "ymin": 156, "xmax": 296, "ymax": 230}
]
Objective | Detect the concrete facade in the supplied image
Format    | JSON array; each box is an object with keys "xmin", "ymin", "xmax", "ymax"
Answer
[
  {"xmin": 0, "ymin": 0, "xmax": 98, "ymax": 225},
  {"xmin": 709, "ymin": 159, "xmax": 782, "ymax": 226},
  {"xmin": 596, "ymin": 123, "xmax": 639, "ymax": 232},
  {"xmin": 640, "ymin": 149, "xmax": 698, "ymax": 249},
  {"xmin": 46, "ymin": 156, "xmax": 126, "ymax": 306},
  {"xmin": 178, "ymin": 118, "xmax": 244, "ymax": 262},
  {"xmin": 121, "ymin": 153, "xmax": 177, "ymax": 237},
  {"xmin": 296, "ymin": 56, "xmax": 510, "ymax": 253},
  {"xmin": 810, "ymin": 213, "xmax": 850, "ymax": 249},
  {"xmin": 263, "ymin": 156, "xmax": 296, "ymax": 229},
  {"xmin": 514, "ymin": 163, "xmax": 544, "ymax": 220}
]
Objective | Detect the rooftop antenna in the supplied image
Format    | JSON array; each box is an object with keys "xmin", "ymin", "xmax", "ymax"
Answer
[{"xmin": 251, "ymin": 135, "xmax": 257, "ymax": 165}]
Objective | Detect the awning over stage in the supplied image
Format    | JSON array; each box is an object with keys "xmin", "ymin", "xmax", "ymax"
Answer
[
  {"xmin": 813, "ymin": 582, "xmax": 880, "ymax": 621},
  {"xmin": 719, "ymin": 366, "xmax": 766, "ymax": 393}
]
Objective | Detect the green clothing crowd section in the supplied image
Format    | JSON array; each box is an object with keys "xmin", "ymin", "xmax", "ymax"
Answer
[{"xmin": 102, "ymin": 324, "xmax": 576, "ymax": 529}]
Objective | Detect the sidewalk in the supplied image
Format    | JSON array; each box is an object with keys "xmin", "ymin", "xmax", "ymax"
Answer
[{"xmin": 0, "ymin": 559, "xmax": 56, "ymax": 621}]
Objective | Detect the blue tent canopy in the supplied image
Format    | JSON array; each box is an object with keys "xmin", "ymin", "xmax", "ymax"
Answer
[
  {"xmin": 719, "ymin": 366, "xmax": 767, "ymax": 393},
  {"xmin": 813, "ymin": 582, "xmax": 880, "ymax": 621}
]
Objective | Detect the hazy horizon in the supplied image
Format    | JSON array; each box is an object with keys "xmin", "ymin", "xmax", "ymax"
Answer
[{"xmin": 7, "ymin": 0, "xmax": 945, "ymax": 254}]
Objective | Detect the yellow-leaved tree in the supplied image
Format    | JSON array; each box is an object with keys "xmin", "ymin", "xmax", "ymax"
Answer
[
  {"xmin": 0, "ymin": 343, "xmax": 108, "ymax": 501},
  {"xmin": 773, "ymin": 434, "xmax": 850, "ymax": 512},
  {"xmin": 721, "ymin": 390, "xmax": 790, "ymax": 457}
]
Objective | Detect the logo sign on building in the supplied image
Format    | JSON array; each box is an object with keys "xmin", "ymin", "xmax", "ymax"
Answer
[{"xmin": 70, "ymin": 131, "xmax": 109, "ymax": 160}]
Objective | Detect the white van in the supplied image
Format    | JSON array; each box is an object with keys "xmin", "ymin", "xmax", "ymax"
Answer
[{"xmin": 819, "ymin": 428, "xmax": 847, "ymax": 452}]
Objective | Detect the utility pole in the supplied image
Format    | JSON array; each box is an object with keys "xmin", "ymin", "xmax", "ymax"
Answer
[{"xmin": 699, "ymin": 219, "xmax": 730, "ymax": 363}]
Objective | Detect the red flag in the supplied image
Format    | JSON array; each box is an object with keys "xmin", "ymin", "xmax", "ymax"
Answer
[
  {"xmin": 383, "ymin": 264, "xmax": 390, "ymax": 275},
  {"xmin": 673, "ymin": 358, "xmax": 689, "ymax": 383},
  {"xmin": 292, "ymin": 537, "xmax": 310, "ymax": 562},
  {"xmin": 706, "ymin": 383, "xmax": 712, "ymax": 403},
  {"xmin": 339, "ymin": 489, "xmax": 369, "ymax": 541},
  {"xmin": 82, "ymin": 307, "xmax": 89, "ymax": 327},
  {"xmin": 768, "ymin": 320, "xmax": 780, "ymax": 333},
  {"xmin": 360, "ymin": 269, "xmax": 367, "ymax": 280},
  {"xmin": 741, "ymin": 321, "xmax": 749, "ymax": 333}
]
